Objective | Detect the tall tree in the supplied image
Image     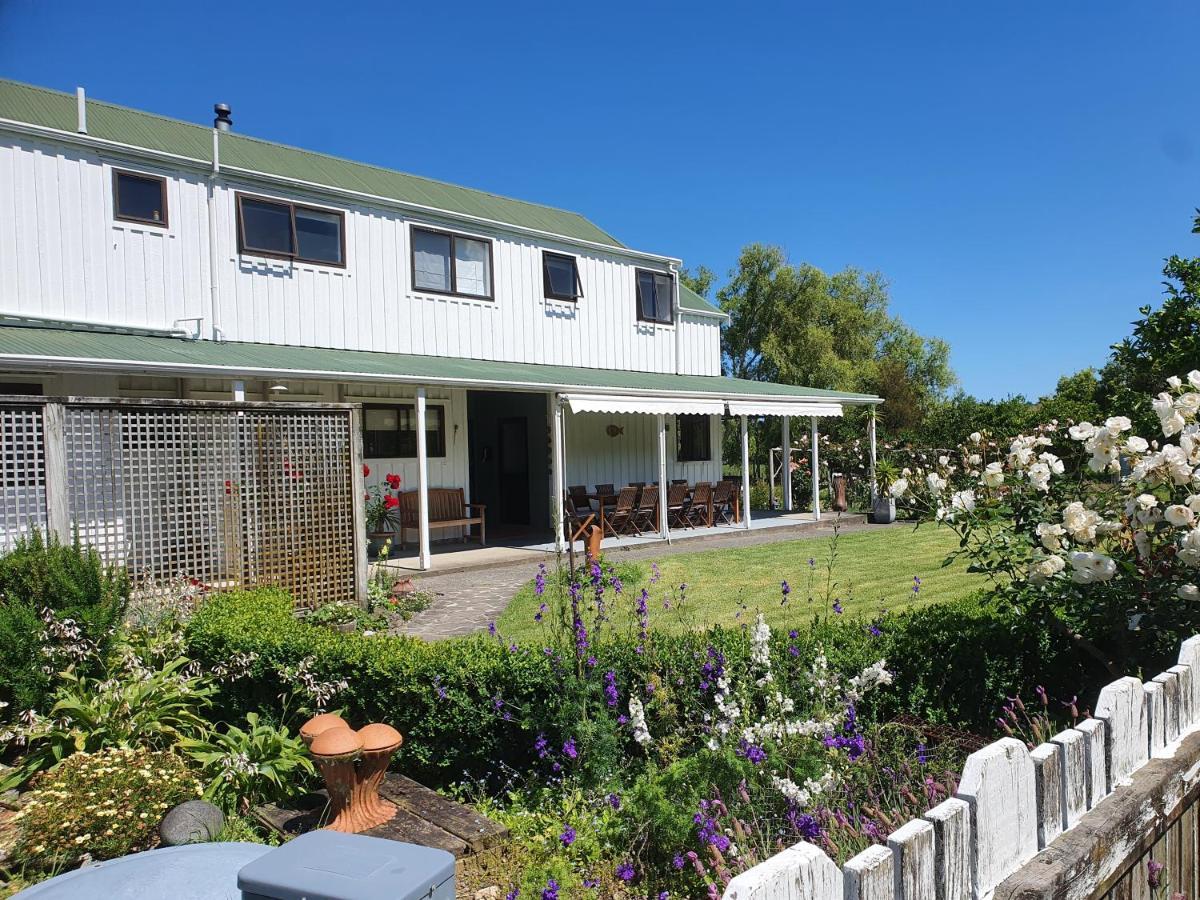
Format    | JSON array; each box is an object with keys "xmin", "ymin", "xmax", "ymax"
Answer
[{"xmin": 717, "ymin": 243, "xmax": 955, "ymax": 429}]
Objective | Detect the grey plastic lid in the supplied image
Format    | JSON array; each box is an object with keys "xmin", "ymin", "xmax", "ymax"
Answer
[
  {"xmin": 236, "ymin": 831, "xmax": 456, "ymax": 900},
  {"xmin": 12, "ymin": 842, "xmax": 272, "ymax": 899}
]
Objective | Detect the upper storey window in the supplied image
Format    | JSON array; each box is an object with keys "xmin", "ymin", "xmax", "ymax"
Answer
[
  {"xmin": 411, "ymin": 226, "xmax": 493, "ymax": 300},
  {"xmin": 113, "ymin": 170, "xmax": 167, "ymax": 227},
  {"xmin": 236, "ymin": 194, "xmax": 344, "ymax": 266},
  {"xmin": 543, "ymin": 251, "xmax": 582, "ymax": 302},
  {"xmin": 636, "ymin": 269, "xmax": 674, "ymax": 324}
]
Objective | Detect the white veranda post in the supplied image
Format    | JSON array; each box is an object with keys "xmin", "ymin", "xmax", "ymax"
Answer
[
  {"xmin": 657, "ymin": 414, "xmax": 669, "ymax": 540},
  {"xmin": 551, "ymin": 395, "xmax": 565, "ymax": 553},
  {"xmin": 869, "ymin": 405, "xmax": 878, "ymax": 501},
  {"xmin": 811, "ymin": 416, "xmax": 821, "ymax": 522},
  {"xmin": 416, "ymin": 387, "xmax": 431, "ymax": 571},
  {"xmin": 782, "ymin": 415, "xmax": 793, "ymax": 512},
  {"xmin": 740, "ymin": 415, "xmax": 752, "ymax": 529}
]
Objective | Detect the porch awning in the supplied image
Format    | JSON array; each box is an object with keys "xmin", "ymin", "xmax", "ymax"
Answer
[
  {"xmin": 725, "ymin": 400, "xmax": 845, "ymax": 418},
  {"xmin": 562, "ymin": 393, "xmax": 726, "ymax": 416}
]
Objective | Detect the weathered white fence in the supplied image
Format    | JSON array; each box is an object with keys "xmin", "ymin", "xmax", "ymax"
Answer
[
  {"xmin": 723, "ymin": 636, "xmax": 1200, "ymax": 900},
  {"xmin": 0, "ymin": 396, "xmax": 366, "ymax": 610}
]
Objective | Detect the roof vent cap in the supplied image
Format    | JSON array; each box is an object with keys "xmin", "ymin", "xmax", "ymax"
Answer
[{"xmin": 213, "ymin": 103, "xmax": 232, "ymax": 132}]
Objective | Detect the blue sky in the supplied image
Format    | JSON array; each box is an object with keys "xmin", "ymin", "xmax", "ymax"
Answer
[{"xmin": 2, "ymin": 1, "xmax": 1197, "ymax": 400}]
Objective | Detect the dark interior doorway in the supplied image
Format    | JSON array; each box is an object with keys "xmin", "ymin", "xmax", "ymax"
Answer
[
  {"xmin": 497, "ymin": 417, "xmax": 530, "ymax": 526},
  {"xmin": 467, "ymin": 391, "xmax": 550, "ymax": 538}
]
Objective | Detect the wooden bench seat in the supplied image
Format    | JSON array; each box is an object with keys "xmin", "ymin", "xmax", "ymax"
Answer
[{"xmin": 398, "ymin": 487, "xmax": 485, "ymax": 549}]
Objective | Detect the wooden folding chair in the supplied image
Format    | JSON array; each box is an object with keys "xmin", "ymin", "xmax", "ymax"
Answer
[
  {"xmin": 712, "ymin": 480, "xmax": 736, "ymax": 525},
  {"xmin": 632, "ymin": 485, "xmax": 659, "ymax": 533},
  {"xmin": 604, "ymin": 486, "xmax": 639, "ymax": 536},
  {"xmin": 666, "ymin": 482, "xmax": 692, "ymax": 529},
  {"xmin": 688, "ymin": 481, "xmax": 713, "ymax": 527}
]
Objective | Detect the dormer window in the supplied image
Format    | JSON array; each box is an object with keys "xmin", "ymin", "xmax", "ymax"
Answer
[
  {"xmin": 543, "ymin": 251, "xmax": 582, "ymax": 302},
  {"xmin": 236, "ymin": 193, "xmax": 344, "ymax": 266},
  {"xmin": 636, "ymin": 269, "xmax": 674, "ymax": 324},
  {"xmin": 113, "ymin": 170, "xmax": 167, "ymax": 227},
  {"xmin": 411, "ymin": 226, "xmax": 493, "ymax": 300}
]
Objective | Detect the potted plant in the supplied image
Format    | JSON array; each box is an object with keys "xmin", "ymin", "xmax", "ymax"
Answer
[
  {"xmin": 364, "ymin": 467, "xmax": 402, "ymax": 558},
  {"xmin": 870, "ymin": 459, "xmax": 900, "ymax": 524}
]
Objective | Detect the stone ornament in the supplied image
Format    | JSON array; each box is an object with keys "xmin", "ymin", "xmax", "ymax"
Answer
[{"xmin": 302, "ymin": 715, "xmax": 404, "ymax": 834}]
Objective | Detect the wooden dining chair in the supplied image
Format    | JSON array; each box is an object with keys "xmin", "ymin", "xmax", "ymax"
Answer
[
  {"xmin": 595, "ymin": 484, "xmax": 615, "ymax": 496},
  {"xmin": 688, "ymin": 481, "xmax": 713, "ymax": 527},
  {"xmin": 562, "ymin": 492, "xmax": 595, "ymax": 542},
  {"xmin": 568, "ymin": 485, "xmax": 592, "ymax": 513},
  {"xmin": 666, "ymin": 482, "xmax": 692, "ymax": 529},
  {"xmin": 632, "ymin": 485, "xmax": 659, "ymax": 533},
  {"xmin": 605, "ymin": 486, "xmax": 639, "ymax": 536},
  {"xmin": 712, "ymin": 480, "xmax": 736, "ymax": 525},
  {"xmin": 670, "ymin": 479, "xmax": 688, "ymax": 486}
]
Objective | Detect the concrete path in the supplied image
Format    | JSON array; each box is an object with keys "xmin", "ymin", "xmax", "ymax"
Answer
[{"xmin": 394, "ymin": 514, "xmax": 885, "ymax": 640}]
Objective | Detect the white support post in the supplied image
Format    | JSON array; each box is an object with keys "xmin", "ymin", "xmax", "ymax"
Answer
[
  {"xmin": 869, "ymin": 405, "xmax": 878, "ymax": 501},
  {"xmin": 740, "ymin": 415, "xmax": 751, "ymax": 529},
  {"xmin": 415, "ymin": 387, "xmax": 431, "ymax": 571},
  {"xmin": 657, "ymin": 413, "xmax": 669, "ymax": 541},
  {"xmin": 551, "ymin": 395, "xmax": 565, "ymax": 553},
  {"xmin": 782, "ymin": 416, "xmax": 793, "ymax": 512},
  {"xmin": 232, "ymin": 379, "xmax": 246, "ymax": 402},
  {"xmin": 768, "ymin": 447, "xmax": 776, "ymax": 511},
  {"xmin": 811, "ymin": 416, "xmax": 821, "ymax": 522}
]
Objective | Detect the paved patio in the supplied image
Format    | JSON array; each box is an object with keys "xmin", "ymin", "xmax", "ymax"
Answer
[{"xmin": 391, "ymin": 512, "xmax": 875, "ymax": 640}]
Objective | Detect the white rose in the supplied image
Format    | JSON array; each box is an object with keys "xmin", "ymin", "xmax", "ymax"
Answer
[
  {"xmin": 1181, "ymin": 529, "xmax": 1200, "ymax": 567},
  {"xmin": 1027, "ymin": 462, "xmax": 1051, "ymax": 492},
  {"xmin": 1168, "ymin": 376, "xmax": 1183, "ymax": 389},
  {"xmin": 1028, "ymin": 553, "xmax": 1066, "ymax": 584},
  {"xmin": 926, "ymin": 472, "xmax": 946, "ymax": 494},
  {"xmin": 1105, "ymin": 416, "xmax": 1133, "ymax": 432},
  {"xmin": 1135, "ymin": 493, "xmax": 1159, "ymax": 511},
  {"xmin": 938, "ymin": 455, "xmax": 949, "ymax": 466},
  {"xmin": 1062, "ymin": 501, "xmax": 1103, "ymax": 542},
  {"xmin": 1164, "ymin": 412, "xmax": 1187, "ymax": 437},
  {"xmin": 1036, "ymin": 522, "xmax": 1067, "ymax": 551},
  {"xmin": 1165, "ymin": 504, "xmax": 1196, "ymax": 527},
  {"xmin": 982, "ymin": 462, "xmax": 1004, "ymax": 488},
  {"xmin": 1178, "ymin": 584, "xmax": 1200, "ymax": 601},
  {"xmin": 888, "ymin": 478, "xmax": 909, "ymax": 498},
  {"xmin": 1126, "ymin": 436, "xmax": 1149, "ymax": 453},
  {"xmin": 969, "ymin": 432, "xmax": 982, "ymax": 444},
  {"xmin": 1177, "ymin": 393, "xmax": 1200, "ymax": 417},
  {"xmin": 950, "ymin": 490, "xmax": 976, "ymax": 516},
  {"xmin": 1189, "ymin": 370, "xmax": 1200, "ymax": 390},
  {"xmin": 1069, "ymin": 551, "xmax": 1117, "ymax": 584},
  {"xmin": 1187, "ymin": 494, "xmax": 1200, "ymax": 514},
  {"xmin": 1068, "ymin": 422, "xmax": 1096, "ymax": 441},
  {"xmin": 1039, "ymin": 452, "xmax": 1064, "ymax": 475},
  {"xmin": 967, "ymin": 453, "xmax": 982, "ymax": 466}
]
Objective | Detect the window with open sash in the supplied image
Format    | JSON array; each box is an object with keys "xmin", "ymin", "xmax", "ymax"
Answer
[
  {"xmin": 363, "ymin": 404, "xmax": 446, "ymax": 458},
  {"xmin": 113, "ymin": 170, "xmax": 168, "ymax": 226},
  {"xmin": 411, "ymin": 226, "xmax": 493, "ymax": 299},
  {"xmin": 542, "ymin": 251, "xmax": 582, "ymax": 301},
  {"xmin": 676, "ymin": 415, "xmax": 711, "ymax": 462},
  {"xmin": 636, "ymin": 269, "xmax": 675, "ymax": 324},
  {"xmin": 236, "ymin": 194, "xmax": 345, "ymax": 266}
]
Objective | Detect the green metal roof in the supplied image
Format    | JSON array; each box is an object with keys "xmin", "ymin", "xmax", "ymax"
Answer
[
  {"xmin": 0, "ymin": 326, "xmax": 878, "ymax": 403},
  {"xmin": 0, "ymin": 79, "xmax": 724, "ymax": 316},
  {"xmin": 678, "ymin": 284, "xmax": 721, "ymax": 315}
]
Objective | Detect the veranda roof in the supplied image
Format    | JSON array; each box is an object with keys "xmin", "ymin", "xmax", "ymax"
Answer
[
  {"xmin": 0, "ymin": 325, "xmax": 881, "ymax": 408},
  {"xmin": 563, "ymin": 394, "xmax": 726, "ymax": 416},
  {"xmin": 726, "ymin": 400, "xmax": 844, "ymax": 418}
]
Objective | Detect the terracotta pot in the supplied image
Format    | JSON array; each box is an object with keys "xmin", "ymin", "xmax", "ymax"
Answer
[
  {"xmin": 309, "ymin": 727, "xmax": 366, "ymax": 833},
  {"xmin": 354, "ymin": 723, "xmax": 404, "ymax": 830},
  {"xmin": 585, "ymin": 524, "xmax": 602, "ymax": 560},
  {"xmin": 831, "ymin": 474, "xmax": 849, "ymax": 512}
]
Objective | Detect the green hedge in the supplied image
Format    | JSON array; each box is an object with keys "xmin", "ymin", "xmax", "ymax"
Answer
[{"xmin": 185, "ymin": 589, "xmax": 1100, "ymax": 786}]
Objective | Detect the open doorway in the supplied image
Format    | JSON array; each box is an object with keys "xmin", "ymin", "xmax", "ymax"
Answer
[{"xmin": 467, "ymin": 391, "xmax": 551, "ymax": 541}]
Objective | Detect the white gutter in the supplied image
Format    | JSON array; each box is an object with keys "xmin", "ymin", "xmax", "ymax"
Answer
[
  {"xmin": 0, "ymin": 351, "xmax": 882, "ymax": 405},
  {"xmin": 205, "ymin": 128, "xmax": 221, "ymax": 340},
  {"xmin": 0, "ymin": 118, "xmax": 684, "ymax": 267},
  {"xmin": 0, "ymin": 312, "xmax": 191, "ymax": 338}
]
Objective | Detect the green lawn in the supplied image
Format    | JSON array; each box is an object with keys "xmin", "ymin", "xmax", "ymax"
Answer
[{"xmin": 494, "ymin": 523, "xmax": 986, "ymax": 643}]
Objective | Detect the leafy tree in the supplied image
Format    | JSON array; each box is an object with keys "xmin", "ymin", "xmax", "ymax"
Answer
[
  {"xmin": 680, "ymin": 265, "xmax": 716, "ymax": 300},
  {"xmin": 1099, "ymin": 223, "xmax": 1200, "ymax": 434},
  {"xmin": 716, "ymin": 244, "xmax": 955, "ymax": 453}
]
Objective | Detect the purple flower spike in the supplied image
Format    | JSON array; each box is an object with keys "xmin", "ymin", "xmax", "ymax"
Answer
[
  {"xmin": 560, "ymin": 825, "xmax": 576, "ymax": 846},
  {"xmin": 615, "ymin": 862, "xmax": 635, "ymax": 883}
]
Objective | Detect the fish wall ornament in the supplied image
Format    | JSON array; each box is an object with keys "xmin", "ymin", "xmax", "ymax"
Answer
[{"xmin": 606, "ymin": 424, "xmax": 625, "ymax": 438}]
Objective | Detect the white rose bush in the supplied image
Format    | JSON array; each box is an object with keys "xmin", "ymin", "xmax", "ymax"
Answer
[{"xmin": 892, "ymin": 372, "xmax": 1200, "ymax": 675}]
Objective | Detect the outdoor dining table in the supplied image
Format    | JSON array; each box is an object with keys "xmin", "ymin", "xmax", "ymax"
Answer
[{"xmin": 586, "ymin": 491, "xmax": 620, "ymax": 536}]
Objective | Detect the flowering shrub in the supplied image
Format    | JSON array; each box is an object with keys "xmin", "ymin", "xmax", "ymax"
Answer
[
  {"xmin": 13, "ymin": 748, "xmax": 203, "ymax": 868},
  {"xmin": 890, "ymin": 371, "xmax": 1200, "ymax": 675},
  {"xmin": 363, "ymin": 466, "xmax": 402, "ymax": 532}
]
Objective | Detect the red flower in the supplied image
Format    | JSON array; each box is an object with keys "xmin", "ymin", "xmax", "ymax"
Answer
[
  {"xmin": 384, "ymin": 494, "xmax": 400, "ymax": 509},
  {"xmin": 362, "ymin": 464, "xmax": 371, "ymax": 477},
  {"xmin": 385, "ymin": 473, "xmax": 402, "ymax": 489}
]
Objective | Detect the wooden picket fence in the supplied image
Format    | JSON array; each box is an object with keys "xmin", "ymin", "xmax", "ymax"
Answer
[{"xmin": 723, "ymin": 636, "xmax": 1200, "ymax": 900}]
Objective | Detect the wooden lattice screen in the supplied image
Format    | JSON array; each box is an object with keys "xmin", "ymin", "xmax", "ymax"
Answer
[
  {"xmin": 0, "ymin": 401, "xmax": 48, "ymax": 552},
  {"xmin": 0, "ymin": 397, "xmax": 365, "ymax": 610}
]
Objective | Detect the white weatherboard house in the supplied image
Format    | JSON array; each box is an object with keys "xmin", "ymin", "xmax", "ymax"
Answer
[{"xmin": 0, "ymin": 80, "xmax": 880, "ymax": 569}]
